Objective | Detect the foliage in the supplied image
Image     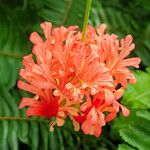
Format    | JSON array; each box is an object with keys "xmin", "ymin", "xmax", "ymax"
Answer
[
  {"xmin": 0, "ymin": 0, "xmax": 150, "ymax": 149},
  {"xmin": 111, "ymin": 69, "xmax": 150, "ymax": 150}
]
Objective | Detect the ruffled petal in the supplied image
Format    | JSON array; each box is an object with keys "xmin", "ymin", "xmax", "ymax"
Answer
[
  {"xmin": 29, "ymin": 32, "xmax": 43, "ymax": 45},
  {"xmin": 40, "ymin": 22, "xmax": 52, "ymax": 39},
  {"xmin": 120, "ymin": 57, "xmax": 141, "ymax": 68},
  {"xmin": 120, "ymin": 105, "xmax": 130, "ymax": 117},
  {"xmin": 105, "ymin": 112, "xmax": 117, "ymax": 122}
]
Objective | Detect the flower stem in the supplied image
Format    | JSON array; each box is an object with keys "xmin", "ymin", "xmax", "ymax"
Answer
[
  {"xmin": 0, "ymin": 116, "xmax": 49, "ymax": 123},
  {"xmin": 81, "ymin": 0, "xmax": 92, "ymax": 42},
  {"xmin": 0, "ymin": 52, "xmax": 23, "ymax": 59}
]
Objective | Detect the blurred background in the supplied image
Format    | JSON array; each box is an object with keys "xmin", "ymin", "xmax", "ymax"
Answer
[{"xmin": 0, "ymin": 0, "xmax": 150, "ymax": 150}]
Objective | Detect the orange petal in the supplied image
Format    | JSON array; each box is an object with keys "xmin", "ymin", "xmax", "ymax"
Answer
[
  {"xmin": 94, "ymin": 123, "xmax": 102, "ymax": 137},
  {"xmin": 81, "ymin": 120, "xmax": 92, "ymax": 135},
  {"xmin": 105, "ymin": 112, "xmax": 117, "ymax": 122},
  {"xmin": 120, "ymin": 105, "xmax": 130, "ymax": 117},
  {"xmin": 120, "ymin": 57, "xmax": 141, "ymax": 68},
  {"xmin": 29, "ymin": 32, "xmax": 43, "ymax": 45},
  {"xmin": 40, "ymin": 22, "xmax": 52, "ymax": 39}
]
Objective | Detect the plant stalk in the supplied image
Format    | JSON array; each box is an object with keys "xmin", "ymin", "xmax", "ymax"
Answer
[{"xmin": 81, "ymin": 0, "xmax": 92, "ymax": 42}]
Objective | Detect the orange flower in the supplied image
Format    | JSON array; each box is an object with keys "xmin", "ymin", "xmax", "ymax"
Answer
[
  {"xmin": 18, "ymin": 22, "xmax": 141, "ymax": 137},
  {"xmin": 90, "ymin": 25, "xmax": 141, "ymax": 88}
]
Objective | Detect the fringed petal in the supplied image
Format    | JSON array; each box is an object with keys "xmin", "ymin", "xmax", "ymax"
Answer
[
  {"xmin": 40, "ymin": 22, "xmax": 52, "ymax": 39},
  {"xmin": 29, "ymin": 32, "xmax": 43, "ymax": 45}
]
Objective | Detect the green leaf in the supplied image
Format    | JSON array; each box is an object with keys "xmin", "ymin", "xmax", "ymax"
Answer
[
  {"xmin": 8, "ymin": 121, "xmax": 19, "ymax": 150},
  {"xmin": 136, "ymin": 110, "xmax": 150, "ymax": 121},
  {"xmin": 55, "ymin": 129, "xmax": 65, "ymax": 150},
  {"xmin": 112, "ymin": 110, "xmax": 150, "ymax": 150},
  {"xmin": 0, "ymin": 86, "xmax": 19, "ymax": 116},
  {"xmin": 118, "ymin": 144, "xmax": 136, "ymax": 150},
  {"xmin": 18, "ymin": 122, "xmax": 29, "ymax": 144},
  {"xmin": 120, "ymin": 126, "xmax": 150, "ymax": 150},
  {"xmin": 0, "ymin": 23, "xmax": 24, "ymax": 89},
  {"xmin": 48, "ymin": 131, "xmax": 57, "ymax": 150},
  {"xmin": 122, "ymin": 69, "xmax": 150, "ymax": 109},
  {"xmin": 30, "ymin": 0, "xmax": 86, "ymax": 28},
  {"xmin": 39, "ymin": 123, "xmax": 48, "ymax": 150},
  {"xmin": 0, "ymin": 121, "xmax": 9, "ymax": 150},
  {"xmin": 29, "ymin": 122, "xmax": 39, "ymax": 150}
]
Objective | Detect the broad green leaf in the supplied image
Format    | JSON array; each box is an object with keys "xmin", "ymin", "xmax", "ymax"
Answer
[
  {"xmin": 120, "ymin": 126, "xmax": 150, "ymax": 150},
  {"xmin": 118, "ymin": 144, "xmax": 135, "ymax": 150},
  {"xmin": 122, "ymin": 70, "xmax": 150, "ymax": 109},
  {"xmin": 136, "ymin": 110, "xmax": 150, "ymax": 121},
  {"xmin": 30, "ymin": 0, "xmax": 86, "ymax": 28}
]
